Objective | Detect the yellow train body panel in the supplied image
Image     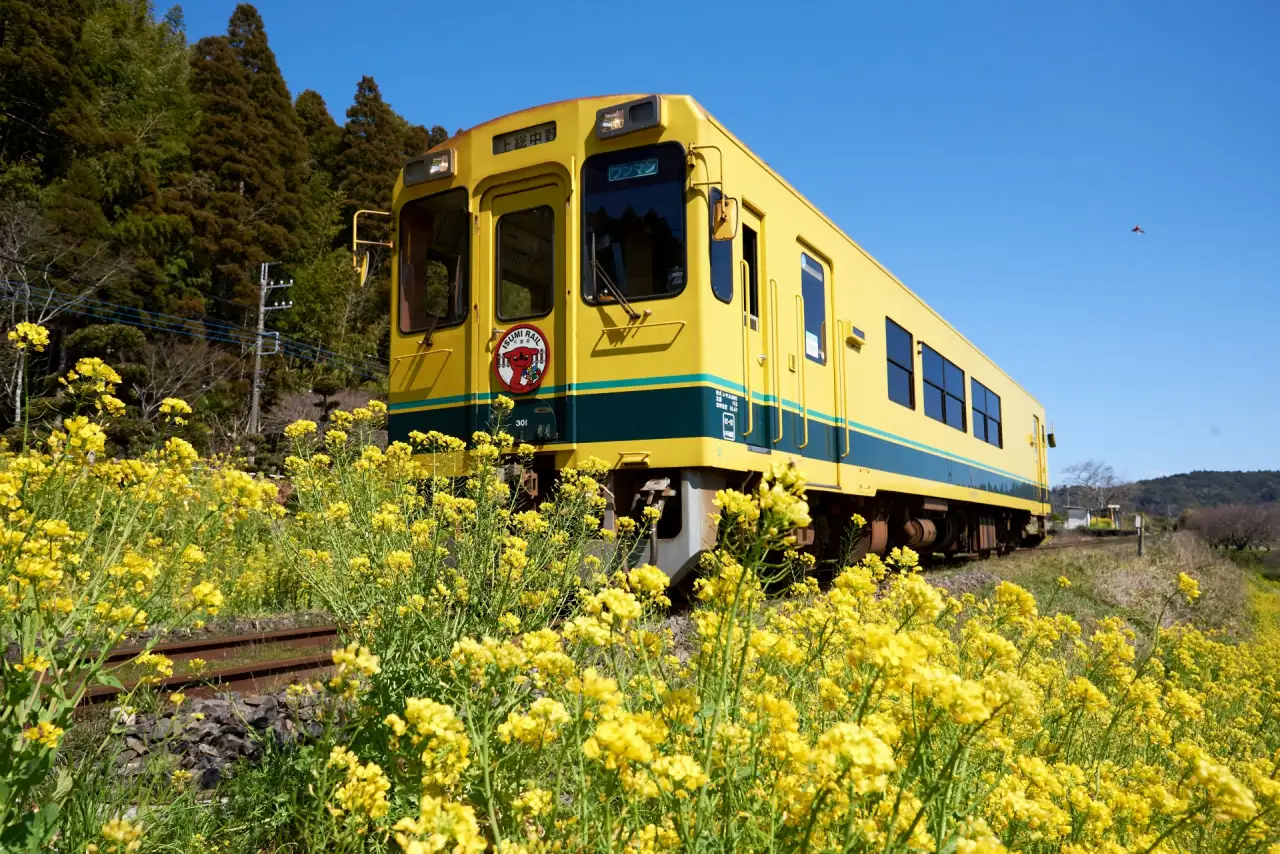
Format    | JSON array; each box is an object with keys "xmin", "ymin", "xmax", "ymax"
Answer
[{"xmin": 385, "ymin": 95, "xmax": 1050, "ymax": 572}]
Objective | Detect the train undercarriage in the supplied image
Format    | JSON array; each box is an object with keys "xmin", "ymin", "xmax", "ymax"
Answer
[{"xmin": 505, "ymin": 460, "xmax": 1048, "ymax": 583}]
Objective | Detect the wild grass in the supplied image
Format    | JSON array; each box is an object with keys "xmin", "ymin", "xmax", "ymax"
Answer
[{"xmin": 931, "ymin": 532, "xmax": 1253, "ymax": 642}]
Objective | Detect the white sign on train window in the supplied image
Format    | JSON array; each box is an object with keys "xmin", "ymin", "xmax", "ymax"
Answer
[{"xmin": 806, "ymin": 331, "xmax": 822, "ymax": 360}]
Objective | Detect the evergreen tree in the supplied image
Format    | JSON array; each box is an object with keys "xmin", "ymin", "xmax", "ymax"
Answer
[
  {"xmin": 186, "ymin": 33, "xmax": 257, "ymax": 311},
  {"xmin": 186, "ymin": 3, "xmax": 308, "ymax": 312},
  {"xmin": 336, "ymin": 76, "xmax": 410, "ymax": 216},
  {"xmin": 226, "ymin": 3, "xmax": 308, "ymax": 248},
  {"xmin": 1, "ymin": 0, "xmax": 452, "ymax": 445},
  {"xmin": 295, "ymin": 89, "xmax": 341, "ymax": 177},
  {"xmin": 0, "ymin": 0, "xmax": 95, "ymax": 185},
  {"xmin": 73, "ymin": 1, "xmax": 197, "ymax": 310}
]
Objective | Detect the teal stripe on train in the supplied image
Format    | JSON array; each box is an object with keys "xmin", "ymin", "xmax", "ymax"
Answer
[
  {"xmin": 389, "ymin": 373, "xmax": 1035, "ymax": 485},
  {"xmin": 389, "ymin": 385, "xmax": 1047, "ymax": 503}
]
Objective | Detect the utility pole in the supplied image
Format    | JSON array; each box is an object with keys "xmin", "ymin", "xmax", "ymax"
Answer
[{"xmin": 247, "ymin": 262, "xmax": 293, "ymax": 437}]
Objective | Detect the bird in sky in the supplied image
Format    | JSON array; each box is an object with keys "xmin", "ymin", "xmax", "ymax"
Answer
[{"xmin": 1131, "ymin": 225, "xmax": 1145, "ymax": 235}]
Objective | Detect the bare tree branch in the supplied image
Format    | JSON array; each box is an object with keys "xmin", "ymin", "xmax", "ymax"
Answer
[
  {"xmin": 1187, "ymin": 505, "xmax": 1280, "ymax": 551},
  {"xmin": 131, "ymin": 339, "xmax": 239, "ymax": 421},
  {"xmin": 0, "ymin": 199, "xmax": 132, "ymax": 423},
  {"xmin": 1060, "ymin": 459, "xmax": 1124, "ymax": 510}
]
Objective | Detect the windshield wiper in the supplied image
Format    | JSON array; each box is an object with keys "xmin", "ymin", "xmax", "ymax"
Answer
[{"xmin": 589, "ymin": 231, "xmax": 641, "ymax": 320}]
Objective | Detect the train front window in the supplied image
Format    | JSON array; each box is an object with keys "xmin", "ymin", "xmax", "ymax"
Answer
[
  {"xmin": 581, "ymin": 142, "xmax": 686, "ymax": 304},
  {"xmin": 399, "ymin": 188, "xmax": 469, "ymax": 334}
]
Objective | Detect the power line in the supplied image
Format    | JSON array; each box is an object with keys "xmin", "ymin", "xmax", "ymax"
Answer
[
  {"xmin": 2, "ymin": 288, "xmax": 387, "ymax": 382},
  {"xmin": 4, "ymin": 280, "xmax": 388, "ymax": 377},
  {"xmin": 0, "ymin": 251, "xmax": 389, "ymax": 375}
]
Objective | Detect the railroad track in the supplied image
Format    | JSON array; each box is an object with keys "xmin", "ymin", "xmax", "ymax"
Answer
[
  {"xmin": 81, "ymin": 535, "xmax": 1143, "ymax": 705},
  {"xmin": 1033, "ymin": 532, "xmax": 1140, "ymax": 552},
  {"xmin": 82, "ymin": 624, "xmax": 338, "ymax": 706}
]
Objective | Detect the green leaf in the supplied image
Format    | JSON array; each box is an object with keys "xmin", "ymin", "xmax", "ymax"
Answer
[
  {"xmin": 93, "ymin": 669, "xmax": 125, "ymax": 691},
  {"xmin": 52, "ymin": 768, "xmax": 73, "ymax": 800},
  {"xmin": 0, "ymin": 800, "xmax": 61, "ymax": 853}
]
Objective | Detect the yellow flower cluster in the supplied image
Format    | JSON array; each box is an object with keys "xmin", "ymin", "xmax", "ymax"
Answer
[
  {"xmin": 385, "ymin": 697, "xmax": 471, "ymax": 789},
  {"xmin": 327, "ymin": 745, "xmax": 391, "ymax": 825},
  {"xmin": 86, "ymin": 818, "xmax": 142, "ymax": 854},
  {"xmin": 23, "ymin": 721, "xmax": 64, "ymax": 750},
  {"xmin": 8, "ymin": 322, "xmax": 50, "ymax": 352},
  {"xmin": 498, "ymin": 697, "xmax": 571, "ymax": 747},
  {"xmin": 328, "ymin": 643, "xmax": 380, "ymax": 699},
  {"xmin": 158, "ymin": 397, "xmax": 192, "ymax": 424},
  {"xmin": 131, "ymin": 651, "xmax": 173, "ymax": 685}
]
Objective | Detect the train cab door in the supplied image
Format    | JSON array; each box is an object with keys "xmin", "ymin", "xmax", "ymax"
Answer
[
  {"xmin": 478, "ymin": 180, "xmax": 567, "ymax": 443},
  {"xmin": 1033, "ymin": 414, "xmax": 1048, "ymax": 502},
  {"xmin": 738, "ymin": 205, "xmax": 772, "ymax": 449},
  {"xmin": 796, "ymin": 248, "xmax": 839, "ymax": 478}
]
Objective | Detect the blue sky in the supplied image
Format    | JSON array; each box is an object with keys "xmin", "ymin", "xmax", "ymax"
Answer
[{"xmin": 186, "ymin": 0, "xmax": 1280, "ymax": 483}]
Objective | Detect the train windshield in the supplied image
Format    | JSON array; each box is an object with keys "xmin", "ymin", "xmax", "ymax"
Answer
[
  {"xmin": 399, "ymin": 188, "xmax": 469, "ymax": 333},
  {"xmin": 582, "ymin": 142, "xmax": 686, "ymax": 304}
]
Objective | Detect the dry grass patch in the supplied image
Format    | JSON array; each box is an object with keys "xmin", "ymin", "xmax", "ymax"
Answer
[{"xmin": 929, "ymin": 532, "xmax": 1252, "ymax": 640}]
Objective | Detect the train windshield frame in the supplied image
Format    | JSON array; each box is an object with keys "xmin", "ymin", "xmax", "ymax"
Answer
[{"xmin": 580, "ymin": 142, "xmax": 687, "ymax": 305}]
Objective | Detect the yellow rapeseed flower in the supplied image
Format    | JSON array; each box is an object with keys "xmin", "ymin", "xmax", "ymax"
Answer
[
  {"xmin": 8, "ymin": 321, "xmax": 50, "ymax": 352},
  {"xmin": 1177, "ymin": 572, "xmax": 1202, "ymax": 604},
  {"xmin": 23, "ymin": 721, "xmax": 65, "ymax": 750}
]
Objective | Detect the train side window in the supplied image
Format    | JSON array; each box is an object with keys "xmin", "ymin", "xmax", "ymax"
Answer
[
  {"xmin": 399, "ymin": 188, "xmax": 470, "ymax": 333},
  {"xmin": 709, "ymin": 188, "xmax": 733, "ymax": 304},
  {"xmin": 922, "ymin": 344, "xmax": 966, "ymax": 431},
  {"xmin": 971, "ymin": 378, "xmax": 1002, "ymax": 447},
  {"xmin": 742, "ymin": 224, "xmax": 759, "ymax": 328},
  {"xmin": 800, "ymin": 252, "xmax": 826, "ymax": 364},
  {"xmin": 885, "ymin": 318, "xmax": 914, "ymax": 409},
  {"xmin": 496, "ymin": 206, "xmax": 555, "ymax": 320}
]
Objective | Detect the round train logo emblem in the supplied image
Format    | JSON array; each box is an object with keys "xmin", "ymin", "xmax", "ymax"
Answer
[{"xmin": 493, "ymin": 324, "xmax": 550, "ymax": 394}]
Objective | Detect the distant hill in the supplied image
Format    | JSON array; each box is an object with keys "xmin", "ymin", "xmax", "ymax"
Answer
[{"xmin": 1082, "ymin": 471, "xmax": 1280, "ymax": 517}]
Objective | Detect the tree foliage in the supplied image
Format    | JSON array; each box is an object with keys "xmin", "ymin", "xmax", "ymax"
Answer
[
  {"xmin": 1129, "ymin": 471, "xmax": 1280, "ymax": 516},
  {"xmin": 0, "ymin": 0, "xmax": 446, "ymax": 446}
]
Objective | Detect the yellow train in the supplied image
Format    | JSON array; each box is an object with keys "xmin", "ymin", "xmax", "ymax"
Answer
[{"xmin": 356, "ymin": 94, "xmax": 1054, "ymax": 581}]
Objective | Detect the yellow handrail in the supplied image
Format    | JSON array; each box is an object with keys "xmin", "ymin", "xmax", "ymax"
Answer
[
  {"xmin": 739, "ymin": 260, "xmax": 753, "ymax": 438},
  {"xmin": 795, "ymin": 293, "xmax": 808, "ymax": 449},
  {"xmin": 567, "ymin": 156, "xmax": 578, "ymax": 406},
  {"xmin": 770, "ymin": 279, "xmax": 783, "ymax": 444},
  {"xmin": 836, "ymin": 320, "xmax": 850, "ymax": 459},
  {"xmin": 392, "ymin": 347, "xmax": 453, "ymax": 364}
]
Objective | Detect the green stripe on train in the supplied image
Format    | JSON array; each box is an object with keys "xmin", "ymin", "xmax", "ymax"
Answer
[{"xmin": 388, "ymin": 385, "xmax": 1046, "ymax": 503}]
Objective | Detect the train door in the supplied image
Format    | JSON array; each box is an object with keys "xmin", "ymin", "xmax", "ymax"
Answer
[
  {"xmin": 797, "ymin": 248, "xmax": 839, "ymax": 476},
  {"xmin": 1033, "ymin": 414, "xmax": 1048, "ymax": 502},
  {"xmin": 738, "ymin": 205, "xmax": 773, "ymax": 449},
  {"xmin": 478, "ymin": 179, "xmax": 567, "ymax": 442}
]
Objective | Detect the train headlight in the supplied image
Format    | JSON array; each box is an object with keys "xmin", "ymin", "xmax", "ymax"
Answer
[
  {"xmin": 403, "ymin": 149, "xmax": 455, "ymax": 186},
  {"xmin": 595, "ymin": 96, "xmax": 662, "ymax": 140},
  {"xmin": 599, "ymin": 108, "xmax": 625, "ymax": 134}
]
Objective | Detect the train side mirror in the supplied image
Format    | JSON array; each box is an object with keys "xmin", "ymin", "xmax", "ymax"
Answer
[
  {"xmin": 356, "ymin": 251, "xmax": 371, "ymax": 288},
  {"xmin": 1047, "ymin": 432, "xmax": 1057, "ymax": 448},
  {"xmin": 712, "ymin": 196, "xmax": 739, "ymax": 241}
]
